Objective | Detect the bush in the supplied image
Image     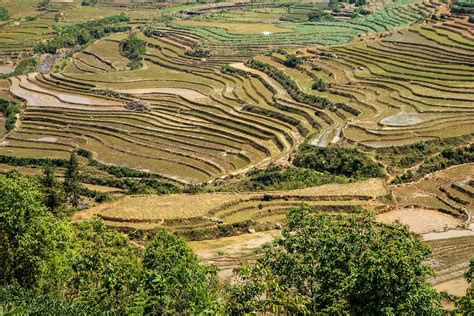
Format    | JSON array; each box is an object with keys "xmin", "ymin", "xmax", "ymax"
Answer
[
  {"xmin": 0, "ymin": 7, "xmax": 9, "ymax": 21},
  {"xmin": 283, "ymin": 55, "xmax": 302, "ymax": 68},
  {"xmin": 312, "ymin": 78, "xmax": 327, "ymax": 91},
  {"xmin": 119, "ymin": 33, "xmax": 146, "ymax": 70},
  {"xmin": 294, "ymin": 145, "xmax": 384, "ymax": 179},
  {"xmin": 34, "ymin": 14, "xmax": 130, "ymax": 54},
  {"xmin": 230, "ymin": 166, "xmax": 348, "ymax": 191},
  {"xmin": 0, "ymin": 99, "xmax": 19, "ymax": 131},
  {"xmin": 308, "ymin": 10, "xmax": 331, "ymax": 21},
  {"xmin": 469, "ymin": 15, "xmax": 474, "ymax": 23}
]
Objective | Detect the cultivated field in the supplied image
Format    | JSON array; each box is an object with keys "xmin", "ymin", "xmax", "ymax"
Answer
[
  {"xmin": 0, "ymin": 0, "xmax": 472, "ymax": 301},
  {"xmin": 76, "ymin": 178, "xmax": 390, "ymax": 238}
]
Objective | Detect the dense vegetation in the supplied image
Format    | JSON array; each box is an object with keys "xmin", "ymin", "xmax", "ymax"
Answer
[
  {"xmin": 456, "ymin": 259, "xmax": 474, "ymax": 313},
  {"xmin": 119, "ymin": 33, "xmax": 147, "ymax": 69},
  {"xmin": 0, "ymin": 99, "xmax": 19, "ymax": 132},
  {"xmin": 227, "ymin": 166, "xmax": 348, "ymax": 191},
  {"xmin": 228, "ymin": 207, "xmax": 442, "ymax": 314},
  {"xmin": 393, "ymin": 144, "xmax": 474, "ymax": 183},
  {"xmin": 34, "ymin": 15, "xmax": 130, "ymax": 54},
  {"xmin": 451, "ymin": 1, "xmax": 474, "ymax": 14},
  {"xmin": 294, "ymin": 145, "xmax": 384, "ymax": 179},
  {"xmin": 0, "ymin": 173, "xmax": 223, "ymax": 314},
  {"xmin": 0, "ymin": 7, "xmax": 8, "ymax": 21}
]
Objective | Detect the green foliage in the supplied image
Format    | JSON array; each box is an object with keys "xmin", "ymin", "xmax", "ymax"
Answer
[
  {"xmin": 0, "ymin": 172, "xmax": 223, "ymax": 313},
  {"xmin": 66, "ymin": 218, "xmax": 142, "ymax": 311},
  {"xmin": 0, "ymin": 7, "xmax": 9, "ymax": 21},
  {"xmin": 228, "ymin": 207, "xmax": 442, "ymax": 314},
  {"xmin": 40, "ymin": 165, "xmax": 66, "ymax": 215},
  {"xmin": 229, "ymin": 166, "xmax": 348, "ymax": 191},
  {"xmin": 34, "ymin": 14, "xmax": 130, "ymax": 54},
  {"xmin": 0, "ymin": 285, "xmax": 100, "ymax": 314},
  {"xmin": 456, "ymin": 259, "xmax": 474, "ymax": 313},
  {"xmin": 469, "ymin": 15, "xmax": 474, "ymax": 23},
  {"xmin": 0, "ymin": 173, "xmax": 71, "ymax": 289},
  {"xmin": 138, "ymin": 228, "xmax": 223, "ymax": 314},
  {"xmin": 120, "ymin": 33, "xmax": 146, "ymax": 70},
  {"xmin": 452, "ymin": 2, "xmax": 474, "ymax": 14},
  {"xmin": 283, "ymin": 55, "xmax": 302, "ymax": 68},
  {"xmin": 11, "ymin": 58, "xmax": 37, "ymax": 77},
  {"xmin": 393, "ymin": 144, "xmax": 474, "ymax": 183},
  {"xmin": 312, "ymin": 78, "xmax": 327, "ymax": 91},
  {"xmin": 308, "ymin": 10, "xmax": 331, "ymax": 21},
  {"xmin": 294, "ymin": 145, "xmax": 384, "ymax": 179},
  {"xmin": 64, "ymin": 152, "xmax": 81, "ymax": 207},
  {"xmin": 81, "ymin": 0, "xmax": 98, "ymax": 6},
  {"xmin": 0, "ymin": 99, "xmax": 19, "ymax": 131}
]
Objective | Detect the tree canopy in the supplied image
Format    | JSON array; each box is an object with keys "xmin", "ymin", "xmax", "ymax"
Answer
[{"xmin": 228, "ymin": 206, "xmax": 442, "ymax": 314}]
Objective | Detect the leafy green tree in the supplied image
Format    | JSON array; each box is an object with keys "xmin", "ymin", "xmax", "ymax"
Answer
[
  {"xmin": 119, "ymin": 33, "xmax": 146, "ymax": 70},
  {"xmin": 0, "ymin": 173, "xmax": 71, "ymax": 289},
  {"xmin": 284, "ymin": 55, "xmax": 302, "ymax": 68},
  {"xmin": 294, "ymin": 145, "xmax": 384, "ymax": 178},
  {"xmin": 456, "ymin": 259, "xmax": 474, "ymax": 313},
  {"xmin": 66, "ymin": 218, "xmax": 142, "ymax": 312},
  {"xmin": 312, "ymin": 78, "xmax": 327, "ymax": 91},
  {"xmin": 137, "ymin": 228, "xmax": 223, "ymax": 314},
  {"xmin": 64, "ymin": 152, "xmax": 81, "ymax": 208},
  {"xmin": 40, "ymin": 164, "xmax": 66, "ymax": 215},
  {"xmin": 228, "ymin": 206, "xmax": 442, "ymax": 314}
]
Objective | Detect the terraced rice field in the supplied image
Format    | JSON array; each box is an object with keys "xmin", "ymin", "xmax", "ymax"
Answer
[
  {"xmin": 247, "ymin": 16, "xmax": 474, "ymax": 148},
  {"xmin": 427, "ymin": 235, "xmax": 474, "ymax": 297},
  {"xmin": 76, "ymin": 178, "xmax": 389, "ymax": 238},
  {"xmin": 392, "ymin": 164, "xmax": 474, "ymax": 218},
  {"xmin": 162, "ymin": 0, "xmax": 440, "ymax": 55}
]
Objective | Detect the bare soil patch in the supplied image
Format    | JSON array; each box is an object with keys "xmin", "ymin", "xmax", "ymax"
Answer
[{"xmin": 377, "ymin": 208, "xmax": 460, "ymax": 234}]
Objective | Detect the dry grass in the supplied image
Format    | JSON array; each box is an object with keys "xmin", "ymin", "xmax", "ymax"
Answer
[{"xmin": 77, "ymin": 178, "xmax": 388, "ymax": 222}]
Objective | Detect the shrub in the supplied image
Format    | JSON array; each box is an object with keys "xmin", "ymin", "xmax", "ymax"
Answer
[
  {"xmin": 283, "ymin": 55, "xmax": 302, "ymax": 68},
  {"xmin": 119, "ymin": 33, "xmax": 146, "ymax": 70},
  {"xmin": 312, "ymin": 78, "xmax": 327, "ymax": 91},
  {"xmin": 294, "ymin": 145, "xmax": 384, "ymax": 179},
  {"xmin": 34, "ymin": 14, "xmax": 130, "ymax": 54},
  {"xmin": 0, "ymin": 7, "xmax": 9, "ymax": 21},
  {"xmin": 230, "ymin": 166, "xmax": 348, "ymax": 191},
  {"xmin": 469, "ymin": 15, "xmax": 474, "ymax": 23},
  {"xmin": 0, "ymin": 99, "xmax": 19, "ymax": 131}
]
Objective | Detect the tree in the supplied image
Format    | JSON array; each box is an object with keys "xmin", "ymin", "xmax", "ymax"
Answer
[
  {"xmin": 40, "ymin": 164, "xmax": 66, "ymax": 215},
  {"xmin": 137, "ymin": 228, "xmax": 223, "ymax": 314},
  {"xmin": 456, "ymin": 259, "xmax": 474, "ymax": 313},
  {"xmin": 119, "ymin": 33, "xmax": 146, "ymax": 70},
  {"xmin": 64, "ymin": 152, "xmax": 81, "ymax": 208},
  {"xmin": 66, "ymin": 218, "xmax": 143, "ymax": 312},
  {"xmin": 0, "ymin": 173, "xmax": 71, "ymax": 288},
  {"xmin": 228, "ymin": 206, "xmax": 442, "ymax": 314},
  {"xmin": 284, "ymin": 55, "xmax": 302, "ymax": 68},
  {"xmin": 312, "ymin": 78, "xmax": 327, "ymax": 91}
]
